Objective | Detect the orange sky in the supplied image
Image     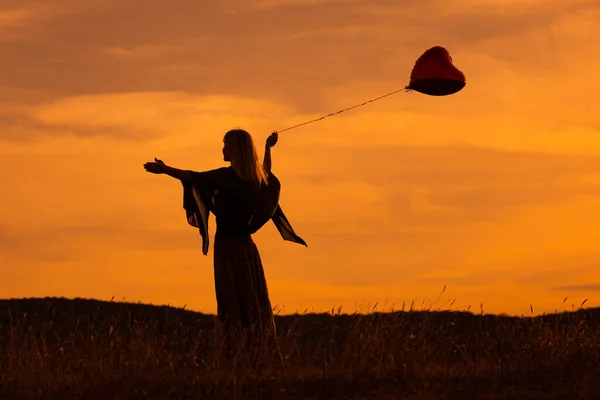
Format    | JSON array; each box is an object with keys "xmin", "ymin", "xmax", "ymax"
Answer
[{"xmin": 2, "ymin": 0, "xmax": 600, "ymax": 316}]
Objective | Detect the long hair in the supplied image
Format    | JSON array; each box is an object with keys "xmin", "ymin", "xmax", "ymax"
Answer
[{"xmin": 224, "ymin": 129, "xmax": 268, "ymax": 186}]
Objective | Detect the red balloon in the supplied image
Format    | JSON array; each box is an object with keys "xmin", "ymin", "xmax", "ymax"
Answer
[{"xmin": 407, "ymin": 46, "xmax": 466, "ymax": 96}]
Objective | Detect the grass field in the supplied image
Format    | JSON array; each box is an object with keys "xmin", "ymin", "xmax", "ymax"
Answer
[{"xmin": 1, "ymin": 296, "xmax": 599, "ymax": 399}]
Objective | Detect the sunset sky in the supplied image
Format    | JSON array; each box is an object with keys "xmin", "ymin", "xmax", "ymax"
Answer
[{"xmin": 2, "ymin": 0, "xmax": 600, "ymax": 316}]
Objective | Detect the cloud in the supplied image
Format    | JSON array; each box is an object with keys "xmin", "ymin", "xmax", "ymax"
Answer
[
  {"xmin": 282, "ymin": 143, "xmax": 600, "ymax": 202},
  {"xmin": 0, "ymin": 1, "xmax": 111, "ymax": 40},
  {"xmin": 0, "ymin": 8, "xmax": 34, "ymax": 27},
  {"xmin": 251, "ymin": 0, "xmax": 367, "ymax": 9},
  {"xmin": 0, "ymin": 223, "xmax": 206, "ymax": 263},
  {"xmin": 6, "ymin": 90, "xmax": 600, "ymax": 154},
  {"xmin": 283, "ymin": 25, "xmax": 382, "ymax": 40},
  {"xmin": 1, "ymin": 92, "xmax": 296, "ymax": 142},
  {"xmin": 0, "ymin": 223, "xmax": 119, "ymax": 262},
  {"xmin": 416, "ymin": 252, "xmax": 600, "ymax": 287},
  {"xmin": 260, "ymin": 143, "xmax": 600, "ymax": 288},
  {"xmin": 552, "ymin": 284, "xmax": 600, "ymax": 292},
  {"xmin": 1, "ymin": 0, "xmax": 598, "ymax": 115}
]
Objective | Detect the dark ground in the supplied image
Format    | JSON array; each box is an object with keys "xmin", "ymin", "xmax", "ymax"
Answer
[{"xmin": 1, "ymin": 297, "xmax": 599, "ymax": 400}]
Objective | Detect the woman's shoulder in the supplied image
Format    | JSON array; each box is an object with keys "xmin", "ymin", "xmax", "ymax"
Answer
[
  {"xmin": 188, "ymin": 166, "xmax": 234, "ymax": 185},
  {"xmin": 267, "ymin": 171, "xmax": 281, "ymax": 188},
  {"xmin": 194, "ymin": 166, "xmax": 232, "ymax": 176}
]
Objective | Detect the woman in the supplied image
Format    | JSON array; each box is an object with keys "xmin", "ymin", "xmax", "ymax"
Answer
[{"xmin": 143, "ymin": 129, "xmax": 306, "ymax": 350}]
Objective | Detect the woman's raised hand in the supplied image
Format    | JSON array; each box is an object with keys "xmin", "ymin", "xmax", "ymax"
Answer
[{"xmin": 266, "ymin": 131, "xmax": 278, "ymax": 148}]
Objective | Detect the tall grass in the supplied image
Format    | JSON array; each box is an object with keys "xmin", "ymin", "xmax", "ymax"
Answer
[{"xmin": 1, "ymin": 297, "xmax": 599, "ymax": 399}]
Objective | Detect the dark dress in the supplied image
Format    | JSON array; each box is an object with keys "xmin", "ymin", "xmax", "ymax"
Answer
[{"xmin": 180, "ymin": 167, "xmax": 306, "ymax": 345}]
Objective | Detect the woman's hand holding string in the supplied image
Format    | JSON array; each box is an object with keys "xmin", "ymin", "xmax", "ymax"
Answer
[
  {"xmin": 263, "ymin": 131, "xmax": 278, "ymax": 173},
  {"xmin": 266, "ymin": 131, "xmax": 278, "ymax": 148}
]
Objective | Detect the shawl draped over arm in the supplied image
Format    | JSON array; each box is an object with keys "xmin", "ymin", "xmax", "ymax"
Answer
[{"xmin": 181, "ymin": 167, "xmax": 307, "ymax": 255}]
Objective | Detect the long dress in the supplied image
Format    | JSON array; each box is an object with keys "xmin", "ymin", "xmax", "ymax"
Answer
[{"xmin": 180, "ymin": 167, "xmax": 306, "ymax": 348}]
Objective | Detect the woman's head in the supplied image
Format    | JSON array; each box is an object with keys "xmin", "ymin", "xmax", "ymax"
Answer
[{"xmin": 223, "ymin": 128, "xmax": 268, "ymax": 186}]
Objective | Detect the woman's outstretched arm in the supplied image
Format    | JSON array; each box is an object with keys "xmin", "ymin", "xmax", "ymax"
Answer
[
  {"xmin": 144, "ymin": 158, "xmax": 192, "ymax": 181},
  {"xmin": 263, "ymin": 131, "xmax": 278, "ymax": 173}
]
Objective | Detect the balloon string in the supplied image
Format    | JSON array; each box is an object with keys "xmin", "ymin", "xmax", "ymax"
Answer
[{"xmin": 276, "ymin": 86, "xmax": 412, "ymax": 134}]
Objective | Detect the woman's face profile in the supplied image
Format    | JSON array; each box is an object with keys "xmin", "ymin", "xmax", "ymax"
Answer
[{"xmin": 222, "ymin": 138, "xmax": 231, "ymax": 162}]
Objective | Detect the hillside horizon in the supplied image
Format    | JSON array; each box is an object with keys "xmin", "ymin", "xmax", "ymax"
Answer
[{"xmin": 1, "ymin": 295, "xmax": 598, "ymax": 323}]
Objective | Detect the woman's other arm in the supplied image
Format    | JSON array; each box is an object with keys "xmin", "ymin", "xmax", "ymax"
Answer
[{"xmin": 143, "ymin": 158, "xmax": 192, "ymax": 181}]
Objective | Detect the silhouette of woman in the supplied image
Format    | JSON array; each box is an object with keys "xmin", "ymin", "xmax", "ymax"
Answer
[{"xmin": 143, "ymin": 129, "xmax": 306, "ymax": 351}]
